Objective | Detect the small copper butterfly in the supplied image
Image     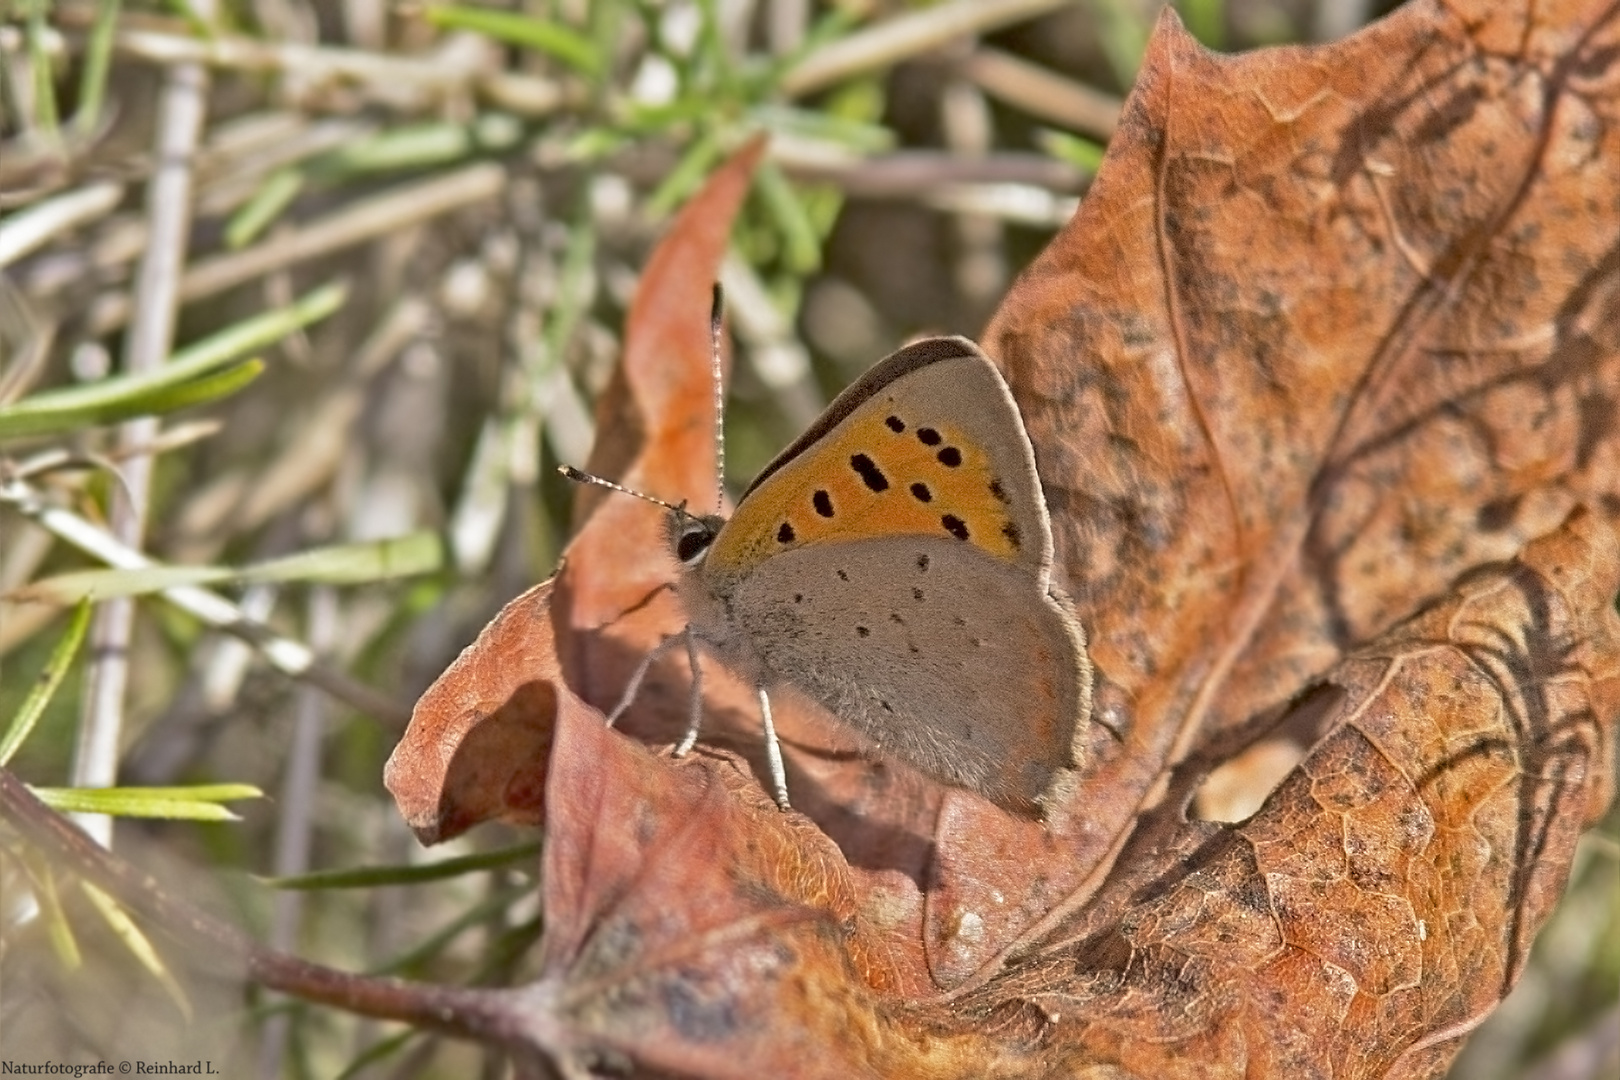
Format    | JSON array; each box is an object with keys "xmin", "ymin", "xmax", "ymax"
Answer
[{"xmin": 567, "ymin": 292, "xmax": 1092, "ymax": 817}]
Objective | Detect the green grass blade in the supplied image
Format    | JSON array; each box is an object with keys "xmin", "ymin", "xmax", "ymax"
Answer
[
  {"xmin": 0, "ymin": 600, "xmax": 92, "ymax": 766},
  {"xmin": 0, "ymin": 358, "xmax": 263, "ymax": 441},
  {"xmin": 313, "ymin": 115, "xmax": 523, "ymax": 178},
  {"xmin": 239, "ymin": 530, "xmax": 445, "ymax": 585},
  {"xmin": 18, "ymin": 852, "xmax": 82, "ymax": 968},
  {"xmin": 0, "ymin": 278, "xmax": 344, "ymax": 442},
  {"xmin": 10, "ymin": 531, "xmax": 444, "ymax": 604},
  {"xmin": 71, "ymin": 0, "xmax": 123, "ymax": 137},
  {"xmin": 425, "ymin": 5, "xmax": 601, "ymax": 77},
  {"xmin": 645, "ymin": 132, "xmax": 723, "ymax": 217},
  {"xmin": 334, "ymin": 1030, "xmax": 417, "ymax": 1080},
  {"xmin": 1037, "ymin": 128, "xmax": 1108, "ymax": 173},
  {"xmin": 225, "ymin": 167, "xmax": 304, "ymax": 249},
  {"xmin": 747, "ymin": 103, "xmax": 894, "ymax": 154},
  {"xmin": 260, "ymin": 841, "xmax": 541, "ymax": 890},
  {"xmin": 32, "ymin": 784, "xmax": 263, "ymax": 821},
  {"xmin": 1179, "ymin": 0, "xmax": 1226, "ymax": 49},
  {"xmin": 1088, "ymin": 0, "xmax": 1150, "ymax": 86},
  {"xmin": 753, "ymin": 160, "xmax": 822, "ymax": 274},
  {"xmin": 80, "ymin": 882, "xmax": 193, "ymax": 1020},
  {"xmin": 25, "ymin": 0, "xmax": 60, "ymax": 136}
]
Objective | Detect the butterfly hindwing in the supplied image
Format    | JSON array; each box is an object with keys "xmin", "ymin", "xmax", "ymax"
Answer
[{"xmin": 728, "ymin": 534, "xmax": 1087, "ymax": 814}]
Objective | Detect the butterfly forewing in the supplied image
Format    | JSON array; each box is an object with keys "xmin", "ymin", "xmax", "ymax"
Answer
[{"xmin": 703, "ymin": 338, "xmax": 1055, "ymax": 591}]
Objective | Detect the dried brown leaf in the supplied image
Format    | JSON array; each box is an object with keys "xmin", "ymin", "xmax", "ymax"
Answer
[{"xmin": 388, "ymin": 3, "xmax": 1620, "ymax": 1075}]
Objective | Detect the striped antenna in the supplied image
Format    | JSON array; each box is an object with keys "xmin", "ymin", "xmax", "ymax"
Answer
[
  {"xmin": 558, "ymin": 287, "xmax": 725, "ymax": 520},
  {"xmin": 709, "ymin": 283, "xmax": 726, "ymax": 514},
  {"xmin": 557, "ymin": 465, "xmax": 691, "ymax": 519}
]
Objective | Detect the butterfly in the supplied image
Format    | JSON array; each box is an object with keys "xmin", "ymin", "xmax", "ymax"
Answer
[{"xmin": 567, "ymin": 292, "xmax": 1091, "ymax": 817}]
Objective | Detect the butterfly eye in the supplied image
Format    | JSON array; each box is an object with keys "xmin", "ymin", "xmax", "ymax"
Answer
[{"xmin": 675, "ymin": 519, "xmax": 716, "ymax": 565}]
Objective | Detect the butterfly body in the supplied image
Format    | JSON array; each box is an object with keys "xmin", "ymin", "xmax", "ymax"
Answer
[{"xmin": 669, "ymin": 336, "xmax": 1091, "ymax": 816}]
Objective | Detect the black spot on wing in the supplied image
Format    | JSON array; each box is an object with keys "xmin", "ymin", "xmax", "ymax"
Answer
[
  {"xmin": 1002, "ymin": 521, "xmax": 1021, "ymax": 549},
  {"xmin": 941, "ymin": 514, "xmax": 969, "ymax": 540},
  {"xmin": 777, "ymin": 522, "xmax": 795, "ymax": 544},
  {"xmin": 813, "ymin": 490, "xmax": 834, "ymax": 517},
  {"xmin": 937, "ymin": 446, "xmax": 962, "ymax": 468},
  {"xmin": 850, "ymin": 453, "xmax": 889, "ymax": 492},
  {"xmin": 910, "ymin": 482, "xmax": 931, "ymax": 502},
  {"xmin": 885, "ymin": 415, "xmax": 905, "ymax": 433},
  {"xmin": 916, "ymin": 427, "xmax": 942, "ymax": 446}
]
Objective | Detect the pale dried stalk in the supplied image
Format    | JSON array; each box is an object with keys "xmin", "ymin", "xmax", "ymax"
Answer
[
  {"xmin": 70, "ymin": 41, "xmax": 209, "ymax": 848},
  {"xmin": 4, "ymin": 477, "xmax": 408, "ymax": 725},
  {"xmin": 779, "ymin": 0, "xmax": 1078, "ymax": 97},
  {"xmin": 960, "ymin": 46, "xmax": 1122, "ymax": 138},
  {"xmin": 88, "ymin": 162, "xmax": 507, "ymax": 335}
]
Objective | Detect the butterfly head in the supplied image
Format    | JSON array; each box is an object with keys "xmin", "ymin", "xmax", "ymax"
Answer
[{"xmin": 667, "ymin": 507, "xmax": 727, "ymax": 568}]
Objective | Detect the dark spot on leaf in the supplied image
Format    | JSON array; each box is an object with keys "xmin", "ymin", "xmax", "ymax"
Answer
[
  {"xmin": 942, "ymin": 514, "xmax": 969, "ymax": 540},
  {"xmin": 660, "ymin": 980, "xmax": 740, "ymax": 1042},
  {"xmin": 1477, "ymin": 494, "xmax": 1521, "ymax": 532},
  {"xmin": 813, "ymin": 490, "xmax": 834, "ymax": 517}
]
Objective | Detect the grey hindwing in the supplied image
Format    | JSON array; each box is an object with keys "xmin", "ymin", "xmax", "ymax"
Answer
[{"xmin": 728, "ymin": 536, "xmax": 1085, "ymax": 811}]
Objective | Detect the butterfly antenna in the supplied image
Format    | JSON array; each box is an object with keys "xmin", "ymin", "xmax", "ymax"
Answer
[
  {"xmin": 557, "ymin": 465, "xmax": 691, "ymax": 519},
  {"xmin": 710, "ymin": 282, "xmax": 726, "ymax": 515}
]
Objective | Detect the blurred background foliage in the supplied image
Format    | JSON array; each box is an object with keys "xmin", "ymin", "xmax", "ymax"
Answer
[{"xmin": 0, "ymin": 1, "xmax": 1613, "ymax": 1077}]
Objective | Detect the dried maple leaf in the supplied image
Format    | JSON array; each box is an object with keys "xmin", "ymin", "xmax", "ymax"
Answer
[{"xmin": 386, "ymin": 2, "xmax": 1620, "ymax": 1075}]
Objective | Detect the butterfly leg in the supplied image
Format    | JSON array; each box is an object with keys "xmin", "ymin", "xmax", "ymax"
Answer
[
  {"xmin": 757, "ymin": 688, "xmax": 791, "ymax": 811},
  {"xmin": 605, "ymin": 631, "xmax": 687, "ymax": 728},
  {"xmin": 672, "ymin": 631, "xmax": 704, "ymax": 757}
]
